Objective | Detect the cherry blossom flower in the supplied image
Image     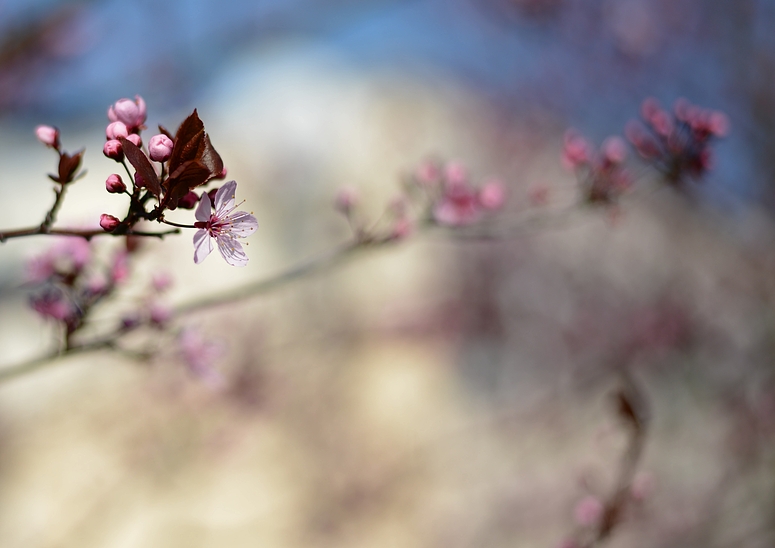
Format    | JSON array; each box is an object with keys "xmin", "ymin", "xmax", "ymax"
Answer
[
  {"xmin": 433, "ymin": 179, "xmax": 481, "ymax": 226},
  {"xmin": 193, "ymin": 181, "xmax": 258, "ymax": 266},
  {"xmin": 25, "ymin": 238, "xmax": 91, "ymax": 283},
  {"xmin": 30, "ymin": 289, "xmax": 73, "ymax": 321}
]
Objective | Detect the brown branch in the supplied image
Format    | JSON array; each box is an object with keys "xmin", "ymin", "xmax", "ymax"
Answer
[
  {"xmin": 0, "ymin": 226, "xmax": 180, "ymax": 242},
  {"xmin": 579, "ymin": 369, "xmax": 650, "ymax": 548}
]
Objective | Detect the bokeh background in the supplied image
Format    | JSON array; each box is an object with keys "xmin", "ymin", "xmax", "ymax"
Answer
[{"xmin": 1, "ymin": 1, "xmax": 775, "ymax": 547}]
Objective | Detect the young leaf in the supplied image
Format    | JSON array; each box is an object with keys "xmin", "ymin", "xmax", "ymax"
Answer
[
  {"xmin": 162, "ymin": 161, "xmax": 212, "ymax": 210},
  {"xmin": 120, "ymin": 138, "xmax": 161, "ymax": 198},
  {"xmin": 57, "ymin": 150, "xmax": 83, "ymax": 184},
  {"xmin": 168, "ymin": 110, "xmax": 205, "ymax": 177}
]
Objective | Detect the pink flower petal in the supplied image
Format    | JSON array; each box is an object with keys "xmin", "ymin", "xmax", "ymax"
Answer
[
  {"xmin": 194, "ymin": 192, "xmax": 212, "ymax": 222},
  {"xmin": 228, "ymin": 211, "xmax": 258, "ymax": 236},
  {"xmin": 214, "ymin": 181, "xmax": 237, "ymax": 216},
  {"xmin": 193, "ymin": 229, "xmax": 213, "ymax": 264},
  {"xmin": 216, "ymin": 234, "xmax": 249, "ymax": 267}
]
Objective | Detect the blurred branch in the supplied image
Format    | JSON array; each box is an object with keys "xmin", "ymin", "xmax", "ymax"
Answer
[
  {"xmin": 0, "ymin": 226, "xmax": 179, "ymax": 242},
  {"xmin": 576, "ymin": 368, "xmax": 650, "ymax": 548}
]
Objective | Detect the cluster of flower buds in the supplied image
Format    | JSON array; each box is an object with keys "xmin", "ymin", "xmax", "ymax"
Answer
[
  {"xmin": 562, "ymin": 131, "xmax": 631, "ymax": 205},
  {"xmin": 103, "ymin": 96, "xmax": 146, "ymax": 161},
  {"xmin": 26, "ymin": 238, "xmax": 134, "ymax": 341},
  {"xmin": 625, "ymin": 97, "xmax": 729, "ymax": 185},
  {"xmin": 332, "ymin": 159, "xmax": 506, "ymax": 244},
  {"xmin": 412, "ymin": 159, "xmax": 506, "ymax": 226},
  {"xmin": 95, "ymin": 96, "xmax": 258, "ymax": 266}
]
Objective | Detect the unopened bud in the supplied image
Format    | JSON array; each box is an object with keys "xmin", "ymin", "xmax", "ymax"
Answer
[
  {"xmin": 178, "ymin": 191, "xmax": 199, "ymax": 209},
  {"xmin": 478, "ymin": 179, "xmax": 506, "ymax": 210},
  {"xmin": 103, "ymin": 139, "xmax": 124, "ymax": 161},
  {"xmin": 601, "ymin": 136, "xmax": 627, "ymax": 165},
  {"xmin": 134, "ymin": 172, "xmax": 146, "ymax": 188},
  {"xmin": 106, "ymin": 121, "xmax": 128, "ymax": 140},
  {"xmin": 35, "ymin": 125, "xmax": 60, "ymax": 148},
  {"xmin": 207, "ymin": 188, "xmax": 218, "ymax": 204},
  {"xmin": 99, "ymin": 214, "xmax": 120, "ymax": 232},
  {"xmin": 148, "ymin": 134, "xmax": 174, "ymax": 162},
  {"xmin": 105, "ymin": 174, "xmax": 126, "ymax": 193},
  {"xmin": 573, "ymin": 495, "xmax": 603, "ymax": 527},
  {"xmin": 108, "ymin": 95, "xmax": 147, "ymax": 129},
  {"xmin": 126, "ymin": 133, "xmax": 142, "ymax": 147},
  {"xmin": 150, "ymin": 303, "xmax": 172, "ymax": 326}
]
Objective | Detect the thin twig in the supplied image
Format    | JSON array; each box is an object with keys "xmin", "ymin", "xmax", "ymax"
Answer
[{"xmin": 0, "ymin": 227, "xmax": 180, "ymax": 242}]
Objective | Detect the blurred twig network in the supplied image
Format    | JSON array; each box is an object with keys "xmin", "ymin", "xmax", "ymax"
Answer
[{"xmin": 0, "ymin": 1, "xmax": 774, "ymax": 547}]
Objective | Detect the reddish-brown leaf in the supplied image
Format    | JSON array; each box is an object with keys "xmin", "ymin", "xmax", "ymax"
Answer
[
  {"xmin": 120, "ymin": 138, "xmax": 161, "ymax": 198},
  {"xmin": 168, "ymin": 109, "xmax": 205, "ymax": 176},
  {"xmin": 57, "ymin": 150, "xmax": 83, "ymax": 184},
  {"xmin": 162, "ymin": 160, "xmax": 212, "ymax": 210}
]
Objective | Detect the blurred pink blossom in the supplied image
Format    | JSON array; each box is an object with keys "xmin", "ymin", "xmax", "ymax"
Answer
[
  {"xmin": 478, "ymin": 179, "xmax": 507, "ymax": 210},
  {"xmin": 573, "ymin": 495, "xmax": 604, "ymax": 527},
  {"xmin": 179, "ymin": 328, "xmax": 225, "ymax": 388},
  {"xmin": 433, "ymin": 179, "xmax": 480, "ymax": 226},
  {"xmin": 25, "ymin": 238, "xmax": 91, "ymax": 283},
  {"xmin": 30, "ymin": 289, "xmax": 73, "ymax": 321}
]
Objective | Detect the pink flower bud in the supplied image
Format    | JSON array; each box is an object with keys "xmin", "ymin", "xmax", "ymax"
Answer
[
  {"xmin": 673, "ymin": 97, "xmax": 691, "ymax": 121},
  {"xmin": 35, "ymin": 125, "xmax": 60, "ymax": 148},
  {"xmin": 708, "ymin": 110, "xmax": 729, "ymax": 137},
  {"xmin": 107, "ymin": 95, "xmax": 147, "ymax": 129},
  {"xmin": 103, "ymin": 139, "xmax": 124, "ymax": 161},
  {"xmin": 134, "ymin": 171, "xmax": 146, "ymax": 188},
  {"xmin": 177, "ymin": 191, "xmax": 199, "ymax": 209},
  {"xmin": 111, "ymin": 251, "xmax": 129, "ymax": 282},
  {"xmin": 106, "ymin": 121, "xmax": 129, "ymax": 140},
  {"xmin": 601, "ymin": 136, "xmax": 627, "ymax": 165},
  {"xmin": 562, "ymin": 130, "xmax": 590, "ymax": 170},
  {"xmin": 121, "ymin": 314, "xmax": 141, "ymax": 329},
  {"xmin": 126, "ymin": 133, "xmax": 142, "ymax": 147},
  {"xmin": 390, "ymin": 217, "xmax": 413, "ymax": 241},
  {"xmin": 445, "ymin": 161, "xmax": 468, "ymax": 185},
  {"xmin": 150, "ymin": 303, "xmax": 172, "ymax": 326},
  {"xmin": 415, "ymin": 160, "xmax": 441, "ymax": 186},
  {"xmin": 105, "ymin": 174, "xmax": 126, "ymax": 193},
  {"xmin": 478, "ymin": 179, "xmax": 506, "ymax": 210},
  {"xmin": 99, "ymin": 214, "xmax": 120, "ymax": 232},
  {"xmin": 148, "ymin": 134, "xmax": 173, "ymax": 162},
  {"xmin": 573, "ymin": 495, "xmax": 604, "ymax": 527},
  {"xmin": 640, "ymin": 97, "xmax": 661, "ymax": 121},
  {"xmin": 152, "ymin": 273, "xmax": 173, "ymax": 292}
]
